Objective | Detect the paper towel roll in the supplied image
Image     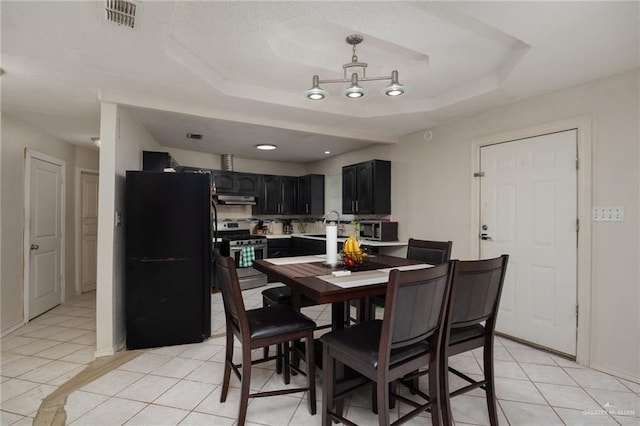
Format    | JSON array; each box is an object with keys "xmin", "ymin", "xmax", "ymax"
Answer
[{"xmin": 326, "ymin": 223, "xmax": 338, "ymax": 265}]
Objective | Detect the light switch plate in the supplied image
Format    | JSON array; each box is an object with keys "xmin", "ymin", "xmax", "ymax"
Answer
[{"xmin": 592, "ymin": 206, "xmax": 624, "ymax": 222}]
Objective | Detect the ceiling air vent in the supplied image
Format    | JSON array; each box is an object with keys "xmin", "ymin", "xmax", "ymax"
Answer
[{"xmin": 105, "ymin": 0, "xmax": 137, "ymax": 28}]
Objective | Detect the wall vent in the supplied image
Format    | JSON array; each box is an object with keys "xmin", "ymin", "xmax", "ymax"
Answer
[{"xmin": 105, "ymin": 0, "xmax": 137, "ymax": 28}]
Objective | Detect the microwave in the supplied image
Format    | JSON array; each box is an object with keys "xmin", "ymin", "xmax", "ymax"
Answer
[{"xmin": 359, "ymin": 221, "xmax": 398, "ymax": 241}]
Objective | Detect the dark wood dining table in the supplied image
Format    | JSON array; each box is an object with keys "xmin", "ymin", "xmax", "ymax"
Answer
[{"xmin": 253, "ymin": 255, "xmax": 423, "ymax": 330}]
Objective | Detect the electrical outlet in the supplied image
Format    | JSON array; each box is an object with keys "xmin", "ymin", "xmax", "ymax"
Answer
[{"xmin": 592, "ymin": 206, "xmax": 624, "ymax": 222}]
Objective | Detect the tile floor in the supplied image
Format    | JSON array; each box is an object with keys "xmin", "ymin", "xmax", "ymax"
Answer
[{"xmin": 2, "ymin": 286, "xmax": 639, "ymax": 425}]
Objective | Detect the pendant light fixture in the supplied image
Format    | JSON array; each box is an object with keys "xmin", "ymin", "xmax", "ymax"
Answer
[{"xmin": 305, "ymin": 34, "xmax": 405, "ymax": 100}]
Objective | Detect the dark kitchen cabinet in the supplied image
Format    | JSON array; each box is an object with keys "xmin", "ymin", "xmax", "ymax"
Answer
[
  {"xmin": 342, "ymin": 160, "xmax": 391, "ymax": 215},
  {"xmin": 291, "ymin": 237, "xmax": 326, "ymax": 256},
  {"xmin": 298, "ymin": 174, "xmax": 325, "ymax": 215},
  {"xmin": 258, "ymin": 175, "xmax": 297, "ymax": 214},
  {"xmin": 142, "ymin": 151, "xmax": 179, "ymax": 172},
  {"xmin": 210, "ymin": 171, "xmax": 260, "ymax": 196},
  {"xmin": 267, "ymin": 238, "xmax": 292, "ymax": 258}
]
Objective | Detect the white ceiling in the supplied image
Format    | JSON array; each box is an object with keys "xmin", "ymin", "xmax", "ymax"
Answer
[{"xmin": 2, "ymin": 1, "xmax": 638, "ymax": 163}]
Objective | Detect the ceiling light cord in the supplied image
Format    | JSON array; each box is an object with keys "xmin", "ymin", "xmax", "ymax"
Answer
[{"xmin": 305, "ymin": 34, "xmax": 405, "ymax": 100}]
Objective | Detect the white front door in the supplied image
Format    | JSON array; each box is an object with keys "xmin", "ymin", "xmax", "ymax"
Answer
[
  {"xmin": 28, "ymin": 155, "xmax": 64, "ymax": 319},
  {"xmin": 80, "ymin": 171, "xmax": 99, "ymax": 293},
  {"xmin": 480, "ymin": 130, "xmax": 578, "ymax": 356}
]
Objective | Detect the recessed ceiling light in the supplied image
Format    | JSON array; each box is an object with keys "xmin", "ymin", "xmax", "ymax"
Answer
[
  {"xmin": 256, "ymin": 144, "xmax": 277, "ymax": 151},
  {"xmin": 324, "ymin": 151, "xmax": 331, "ymax": 154}
]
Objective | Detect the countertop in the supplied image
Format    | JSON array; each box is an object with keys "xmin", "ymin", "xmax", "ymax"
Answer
[{"xmin": 262, "ymin": 233, "xmax": 408, "ymax": 247}]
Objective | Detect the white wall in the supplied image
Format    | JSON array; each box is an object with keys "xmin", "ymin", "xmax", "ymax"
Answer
[
  {"xmin": 1, "ymin": 114, "xmax": 99, "ymax": 332},
  {"xmin": 312, "ymin": 69, "xmax": 640, "ymax": 381},
  {"xmin": 95, "ymin": 103, "xmax": 165, "ymax": 356}
]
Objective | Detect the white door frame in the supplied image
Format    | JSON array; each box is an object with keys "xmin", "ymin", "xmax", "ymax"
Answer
[
  {"xmin": 23, "ymin": 149, "xmax": 66, "ymax": 322},
  {"xmin": 470, "ymin": 116, "xmax": 593, "ymax": 366},
  {"xmin": 75, "ymin": 167, "xmax": 99, "ymax": 295}
]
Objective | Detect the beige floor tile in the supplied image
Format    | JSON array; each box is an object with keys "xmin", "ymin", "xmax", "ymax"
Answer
[
  {"xmin": 0, "ymin": 356, "xmax": 52, "ymax": 378},
  {"xmin": 1, "ymin": 410, "xmax": 27, "ymax": 425},
  {"xmin": 565, "ymin": 367, "xmax": 630, "ymax": 392},
  {"xmin": 0, "ymin": 378, "xmax": 39, "ymax": 403},
  {"xmin": 70, "ymin": 397, "xmax": 146, "ymax": 425},
  {"xmin": 519, "ymin": 362, "xmax": 578, "ymax": 386},
  {"xmin": 19, "ymin": 359, "xmax": 82, "ymax": 383},
  {"xmin": 117, "ymin": 352, "xmax": 173, "ymax": 374},
  {"xmin": 535, "ymin": 382, "xmax": 601, "ymax": 410},
  {"xmin": 178, "ymin": 411, "xmax": 235, "ymax": 425},
  {"xmin": 494, "ymin": 377, "xmax": 547, "ymax": 404},
  {"xmin": 124, "ymin": 403, "xmax": 189, "ymax": 425},
  {"xmin": 1, "ymin": 383, "xmax": 57, "ymax": 416},
  {"xmin": 500, "ymin": 400, "xmax": 563, "ymax": 425},
  {"xmin": 80, "ymin": 369, "xmax": 145, "ymax": 396},
  {"xmin": 59, "ymin": 347, "xmax": 96, "ymax": 364},
  {"xmin": 65, "ymin": 390, "xmax": 109, "ymax": 423},
  {"xmin": 554, "ymin": 407, "xmax": 619, "ymax": 425},
  {"xmin": 34, "ymin": 342, "xmax": 87, "ymax": 360},
  {"xmin": 117, "ymin": 374, "xmax": 178, "ymax": 402},
  {"xmin": 154, "ymin": 379, "xmax": 216, "ymax": 410}
]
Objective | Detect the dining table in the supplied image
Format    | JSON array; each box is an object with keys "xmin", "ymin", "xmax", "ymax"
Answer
[{"xmin": 252, "ymin": 254, "xmax": 430, "ymax": 330}]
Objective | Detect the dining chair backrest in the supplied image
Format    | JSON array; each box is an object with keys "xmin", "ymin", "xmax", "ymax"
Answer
[
  {"xmin": 406, "ymin": 239, "xmax": 453, "ymax": 265},
  {"xmin": 448, "ymin": 255, "xmax": 509, "ymax": 330},
  {"xmin": 379, "ymin": 262, "xmax": 453, "ymax": 364},
  {"xmin": 215, "ymin": 252, "xmax": 248, "ymax": 334}
]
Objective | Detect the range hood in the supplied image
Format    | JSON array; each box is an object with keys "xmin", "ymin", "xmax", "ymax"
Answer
[{"xmin": 213, "ymin": 194, "xmax": 257, "ymax": 205}]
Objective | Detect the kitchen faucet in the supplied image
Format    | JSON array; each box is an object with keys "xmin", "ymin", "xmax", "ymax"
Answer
[{"xmin": 323, "ymin": 210, "xmax": 344, "ymax": 234}]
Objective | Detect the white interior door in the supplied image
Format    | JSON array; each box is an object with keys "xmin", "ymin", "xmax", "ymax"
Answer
[
  {"xmin": 80, "ymin": 171, "xmax": 99, "ymax": 293},
  {"xmin": 28, "ymin": 156, "xmax": 64, "ymax": 319},
  {"xmin": 480, "ymin": 130, "xmax": 577, "ymax": 356}
]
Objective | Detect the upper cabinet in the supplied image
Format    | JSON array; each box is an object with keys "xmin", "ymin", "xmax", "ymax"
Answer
[
  {"xmin": 342, "ymin": 160, "xmax": 391, "ymax": 215},
  {"xmin": 258, "ymin": 175, "xmax": 298, "ymax": 214},
  {"xmin": 298, "ymin": 174, "xmax": 325, "ymax": 215},
  {"xmin": 210, "ymin": 170, "xmax": 260, "ymax": 196},
  {"xmin": 142, "ymin": 151, "xmax": 179, "ymax": 172}
]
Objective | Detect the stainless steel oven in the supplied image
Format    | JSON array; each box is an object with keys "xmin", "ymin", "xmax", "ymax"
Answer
[{"xmin": 215, "ymin": 220, "xmax": 268, "ymax": 290}]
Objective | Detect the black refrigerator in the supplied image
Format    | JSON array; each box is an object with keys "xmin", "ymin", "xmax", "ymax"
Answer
[{"xmin": 125, "ymin": 171, "xmax": 212, "ymax": 350}]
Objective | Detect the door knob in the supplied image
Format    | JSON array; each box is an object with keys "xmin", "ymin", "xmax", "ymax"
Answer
[{"xmin": 30, "ymin": 244, "xmax": 39, "ymax": 250}]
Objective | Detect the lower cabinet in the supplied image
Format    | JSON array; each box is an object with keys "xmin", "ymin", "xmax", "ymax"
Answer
[{"xmin": 267, "ymin": 238, "xmax": 292, "ymax": 258}]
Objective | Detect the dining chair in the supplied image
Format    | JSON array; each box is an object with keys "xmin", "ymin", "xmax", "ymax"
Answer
[
  {"xmin": 440, "ymin": 254, "xmax": 509, "ymax": 426},
  {"xmin": 368, "ymin": 238, "xmax": 453, "ymax": 319},
  {"xmin": 320, "ymin": 262, "xmax": 454, "ymax": 426},
  {"xmin": 215, "ymin": 253, "xmax": 317, "ymax": 425},
  {"xmin": 261, "ymin": 285, "xmax": 332, "ymax": 370}
]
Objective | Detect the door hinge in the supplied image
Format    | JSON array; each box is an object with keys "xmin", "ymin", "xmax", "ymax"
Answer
[
  {"xmin": 576, "ymin": 304, "xmax": 579, "ymax": 317},
  {"xmin": 473, "ymin": 172, "xmax": 485, "ymax": 178},
  {"xmin": 576, "ymin": 218, "xmax": 579, "ymax": 232},
  {"xmin": 576, "ymin": 158, "xmax": 579, "ymax": 170}
]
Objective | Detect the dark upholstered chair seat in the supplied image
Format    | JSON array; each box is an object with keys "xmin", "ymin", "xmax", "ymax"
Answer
[
  {"xmin": 247, "ymin": 305, "xmax": 316, "ymax": 340},
  {"xmin": 320, "ymin": 320, "xmax": 431, "ymax": 369},
  {"xmin": 449, "ymin": 324, "xmax": 485, "ymax": 345},
  {"xmin": 262, "ymin": 286, "xmax": 316, "ymax": 307}
]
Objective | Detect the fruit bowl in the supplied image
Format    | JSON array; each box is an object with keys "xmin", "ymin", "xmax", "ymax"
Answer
[{"xmin": 341, "ymin": 235, "xmax": 370, "ymax": 270}]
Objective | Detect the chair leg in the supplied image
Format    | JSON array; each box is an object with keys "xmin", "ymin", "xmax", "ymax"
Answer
[
  {"xmin": 322, "ymin": 345, "xmax": 334, "ymax": 426},
  {"xmin": 484, "ymin": 339, "xmax": 499, "ymax": 426},
  {"xmin": 276, "ymin": 343, "xmax": 283, "ymax": 375},
  {"xmin": 428, "ymin": 354, "xmax": 441, "ymax": 426},
  {"xmin": 440, "ymin": 354, "xmax": 453, "ymax": 426},
  {"xmin": 220, "ymin": 325, "xmax": 233, "ymax": 402},
  {"xmin": 283, "ymin": 341, "xmax": 291, "ymax": 385},
  {"xmin": 376, "ymin": 379, "xmax": 390, "ymax": 426},
  {"xmin": 305, "ymin": 331, "xmax": 317, "ymax": 415},
  {"xmin": 238, "ymin": 345, "xmax": 252, "ymax": 426}
]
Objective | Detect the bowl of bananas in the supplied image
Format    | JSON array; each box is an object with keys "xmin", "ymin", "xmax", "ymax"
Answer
[{"xmin": 341, "ymin": 235, "xmax": 370, "ymax": 270}]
